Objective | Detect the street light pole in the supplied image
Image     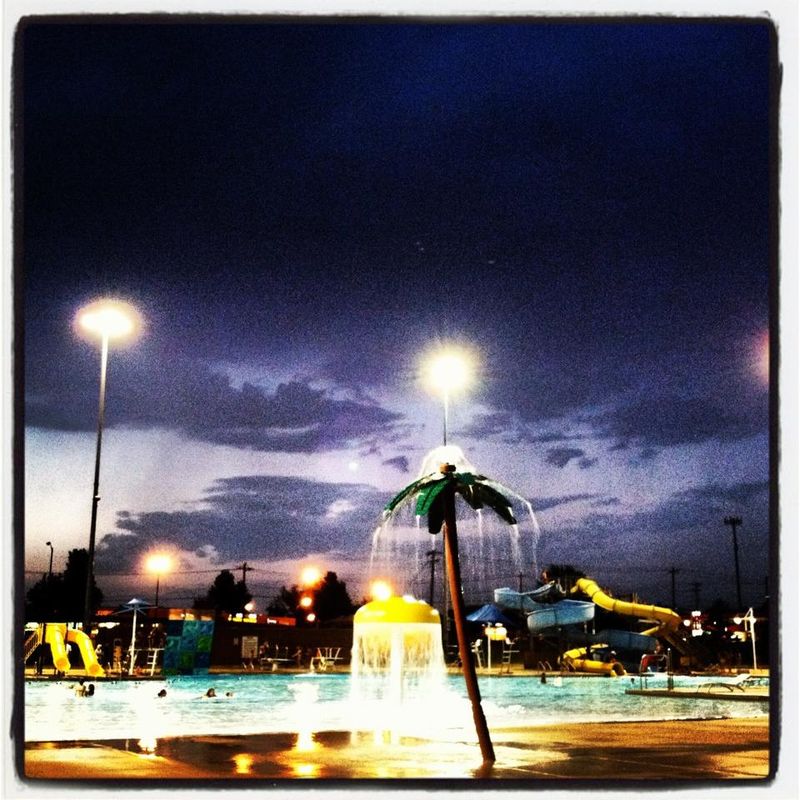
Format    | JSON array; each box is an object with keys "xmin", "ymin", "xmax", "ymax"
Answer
[
  {"xmin": 77, "ymin": 298, "xmax": 140, "ymax": 630},
  {"xmin": 46, "ymin": 541, "xmax": 54, "ymax": 581},
  {"xmin": 40, "ymin": 541, "xmax": 55, "ymax": 675},
  {"xmin": 83, "ymin": 333, "xmax": 109, "ymax": 629},
  {"xmin": 723, "ymin": 516, "xmax": 743, "ymax": 609},
  {"xmin": 443, "ymin": 389, "xmax": 449, "ymax": 447},
  {"xmin": 735, "ymin": 608, "xmax": 757, "ymax": 671}
]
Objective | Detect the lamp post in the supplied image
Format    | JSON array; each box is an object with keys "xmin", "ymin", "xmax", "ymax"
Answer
[
  {"xmin": 39, "ymin": 541, "xmax": 55, "ymax": 675},
  {"xmin": 734, "ymin": 608, "xmax": 758, "ymax": 671},
  {"xmin": 146, "ymin": 554, "xmax": 171, "ymax": 607},
  {"xmin": 46, "ymin": 541, "xmax": 54, "ymax": 582},
  {"xmin": 77, "ymin": 299, "xmax": 140, "ymax": 629}
]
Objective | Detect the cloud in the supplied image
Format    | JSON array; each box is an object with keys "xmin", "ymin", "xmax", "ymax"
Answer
[
  {"xmin": 578, "ymin": 457, "xmax": 598, "ymax": 470},
  {"xmin": 26, "ymin": 345, "xmax": 406, "ymax": 453},
  {"xmin": 536, "ymin": 480, "xmax": 770, "ymax": 605},
  {"xmin": 545, "ymin": 447, "xmax": 585, "ymax": 468},
  {"xmin": 325, "ymin": 498, "xmax": 356, "ymax": 519},
  {"xmin": 457, "ymin": 411, "xmax": 514, "ymax": 439},
  {"xmin": 95, "ymin": 475, "xmax": 390, "ymax": 573},
  {"xmin": 382, "ymin": 455, "xmax": 410, "ymax": 473},
  {"xmin": 591, "ymin": 497, "xmax": 621, "ymax": 508},
  {"xmin": 533, "ymin": 493, "xmax": 599, "ymax": 512},
  {"xmin": 595, "ymin": 394, "xmax": 767, "ymax": 448}
]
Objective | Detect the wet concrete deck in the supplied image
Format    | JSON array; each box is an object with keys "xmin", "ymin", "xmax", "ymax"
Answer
[{"xmin": 22, "ymin": 717, "xmax": 772, "ymax": 783}]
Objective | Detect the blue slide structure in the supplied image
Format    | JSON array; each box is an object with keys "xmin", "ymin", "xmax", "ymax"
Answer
[{"xmin": 495, "ymin": 579, "xmax": 678, "ymax": 675}]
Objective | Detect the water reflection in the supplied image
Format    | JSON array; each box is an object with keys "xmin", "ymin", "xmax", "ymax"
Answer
[
  {"xmin": 288, "ymin": 681, "xmax": 319, "ymax": 752},
  {"xmin": 294, "ymin": 763, "xmax": 318, "ymax": 778},
  {"xmin": 232, "ymin": 753, "xmax": 254, "ymax": 774}
]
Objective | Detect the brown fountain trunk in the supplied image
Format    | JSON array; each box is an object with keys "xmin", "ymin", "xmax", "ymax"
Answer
[{"xmin": 442, "ymin": 479, "xmax": 496, "ymax": 765}]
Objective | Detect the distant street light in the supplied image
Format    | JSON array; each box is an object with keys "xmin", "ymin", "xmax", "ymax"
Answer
[
  {"xmin": 45, "ymin": 541, "xmax": 54, "ymax": 583},
  {"xmin": 734, "ymin": 608, "xmax": 758, "ymax": 671},
  {"xmin": 145, "ymin": 553, "xmax": 172, "ymax": 607},
  {"xmin": 423, "ymin": 346, "xmax": 475, "ymax": 446},
  {"xmin": 723, "ymin": 516, "xmax": 744, "ymax": 609},
  {"xmin": 76, "ymin": 298, "xmax": 141, "ymax": 629},
  {"xmin": 300, "ymin": 566, "xmax": 322, "ymax": 587}
]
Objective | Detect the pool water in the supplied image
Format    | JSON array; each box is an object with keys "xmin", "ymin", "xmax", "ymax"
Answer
[{"xmin": 24, "ymin": 673, "xmax": 767, "ymax": 743}]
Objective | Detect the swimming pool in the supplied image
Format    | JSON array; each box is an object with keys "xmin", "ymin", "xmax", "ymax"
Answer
[{"xmin": 24, "ymin": 673, "xmax": 767, "ymax": 743}]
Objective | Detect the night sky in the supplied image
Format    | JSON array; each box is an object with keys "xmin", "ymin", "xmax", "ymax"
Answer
[{"xmin": 20, "ymin": 19, "xmax": 774, "ymax": 610}]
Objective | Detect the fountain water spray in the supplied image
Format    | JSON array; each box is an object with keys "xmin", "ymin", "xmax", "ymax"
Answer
[{"xmin": 351, "ymin": 594, "xmax": 445, "ymax": 743}]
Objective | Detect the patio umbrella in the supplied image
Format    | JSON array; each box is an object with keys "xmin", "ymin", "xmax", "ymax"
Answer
[
  {"xmin": 117, "ymin": 598, "xmax": 153, "ymax": 676},
  {"xmin": 466, "ymin": 604, "xmax": 515, "ymax": 627}
]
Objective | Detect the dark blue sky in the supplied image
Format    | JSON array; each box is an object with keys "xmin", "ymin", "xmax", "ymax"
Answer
[{"xmin": 21, "ymin": 19, "xmax": 774, "ymax": 609}]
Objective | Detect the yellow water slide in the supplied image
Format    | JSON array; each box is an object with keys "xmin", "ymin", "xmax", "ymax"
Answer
[
  {"xmin": 562, "ymin": 644, "xmax": 626, "ymax": 676},
  {"xmin": 40, "ymin": 624, "xmax": 105, "ymax": 677},
  {"xmin": 574, "ymin": 578, "xmax": 682, "ymax": 635},
  {"xmin": 43, "ymin": 624, "xmax": 70, "ymax": 672},
  {"xmin": 560, "ymin": 579, "xmax": 683, "ymax": 675},
  {"xmin": 65, "ymin": 628, "xmax": 105, "ymax": 677}
]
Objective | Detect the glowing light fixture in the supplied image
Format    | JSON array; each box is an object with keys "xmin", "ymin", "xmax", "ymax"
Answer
[
  {"xmin": 146, "ymin": 553, "xmax": 171, "ymax": 575},
  {"xmin": 77, "ymin": 298, "xmax": 141, "ymax": 341},
  {"xmin": 424, "ymin": 347, "xmax": 474, "ymax": 396},
  {"xmin": 145, "ymin": 553, "xmax": 171, "ymax": 607},
  {"xmin": 300, "ymin": 566, "xmax": 322, "ymax": 586},
  {"xmin": 370, "ymin": 580, "xmax": 393, "ymax": 602},
  {"xmin": 422, "ymin": 345, "xmax": 477, "ymax": 446}
]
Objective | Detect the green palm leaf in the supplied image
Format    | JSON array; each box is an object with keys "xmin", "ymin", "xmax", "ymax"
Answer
[{"xmin": 385, "ymin": 469, "xmax": 517, "ymax": 530}]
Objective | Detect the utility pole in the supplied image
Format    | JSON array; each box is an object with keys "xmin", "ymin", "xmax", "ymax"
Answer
[
  {"xmin": 668, "ymin": 566, "xmax": 679, "ymax": 610},
  {"xmin": 691, "ymin": 581, "xmax": 701, "ymax": 610},
  {"xmin": 723, "ymin": 516, "xmax": 743, "ymax": 609},
  {"xmin": 239, "ymin": 562, "xmax": 252, "ymax": 589},
  {"xmin": 518, "ymin": 573, "xmax": 524, "ymax": 592}
]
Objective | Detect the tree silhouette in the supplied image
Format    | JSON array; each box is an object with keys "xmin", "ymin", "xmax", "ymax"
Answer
[
  {"xmin": 26, "ymin": 548, "xmax": 103, "ymax": 622},
  {"xmin": 543, "ymin": 563, "xmax": 587, "ymax": 595},
  {"xmin": 193, "ymin": 569, "xmax": 252, "ymax": 614},
  {"xmin": 268, "ymin": 571, "xmax": 354, "ymax": 624},
  {"xmin": 315, "ymin": 571, "xmax": 355, "ymax": 621}
]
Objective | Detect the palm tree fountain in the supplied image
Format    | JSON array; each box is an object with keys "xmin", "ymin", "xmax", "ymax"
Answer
[{"xmin": 383, "ymin": 463, "xmax": 520, "ymax": 764}]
